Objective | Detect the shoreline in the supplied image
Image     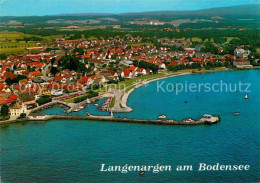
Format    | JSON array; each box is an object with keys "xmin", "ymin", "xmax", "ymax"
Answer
[
  {"xmin": 1, "ymin": 67, "xmax": 256, "ymax": 125},
  {"xmin": 112, "ymin": 68, "xmax": 232, "ymax": 112}
]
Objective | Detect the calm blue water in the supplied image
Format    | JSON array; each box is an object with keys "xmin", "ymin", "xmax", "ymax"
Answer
[{"xmin": 1, "ymin": 70, "xmax": 260, "ymax": 183}]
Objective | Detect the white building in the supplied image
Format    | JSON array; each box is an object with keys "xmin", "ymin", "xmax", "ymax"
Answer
[
  {"xmin": 51, "ymin": 89, "xmax": 63, "ymax": 96},
  {"xmin": 234, "ymin": 48, "xmax": 251, "ymax": 59},
  {"xmin": 10, "ymin": 102, "xmax": 27, "ymax": 117},
  {"xmin": 28, "ymin": 113, "xmax": 47, "ymax": 120}
]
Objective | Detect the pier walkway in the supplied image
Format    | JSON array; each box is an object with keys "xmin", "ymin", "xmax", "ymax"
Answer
[
  {"xmin": 39, "ymin": 114, "xmax": 220, "ymax": 125},
  {"xmin": 31, "ymin": 100, "xmax": 75, "ymax": 112}
]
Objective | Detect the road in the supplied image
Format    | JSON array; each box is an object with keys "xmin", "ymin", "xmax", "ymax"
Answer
[{"xmin": 43, "ymin": 63, "xmax": 51, "ymax": 81}]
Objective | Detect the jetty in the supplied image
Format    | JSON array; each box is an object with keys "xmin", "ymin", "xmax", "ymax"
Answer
[
  {"xmin": 31, "ymin": 100, "xmax": 73, "ymax": 112},
  {"xmin": 0, "ymin": 114, "xmax": 220, "ymax": 126},
  {"xmin": 31, "ymin": 96, "xmax": 103, "ymax": 113}
]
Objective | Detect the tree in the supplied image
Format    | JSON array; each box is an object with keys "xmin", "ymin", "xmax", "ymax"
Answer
[
  {"xmin": 50, "ymin": 67, "xmax": 59, "ymax": 76},
  {"xmin": 1, "ymin": 104, "xmax": 9, "ymax": 116},
  {"xmin": 13, "ymin": 64, "xmax": 17, "ymax": 70},
  {"xmin": 20, "ymin": 113, "xmax": 26, "ymax": 118},
  {"xmin": 5, "ymin": 78, "xmax": 12, "ymax": 86},
  {"xmin": 58, "ymin": 55, "xmax": 87, "ymax": 72},
  {"xmin": 0, "ymin": 54, "xmax": 7, "ymax": 60},
  {"xmin": 5, "ymin": 75, "xmax": 28, "ymax": 86},
  {"xmin": 36, "ymin": 95, "xmax": 52, "ymax": 105},
  {"xmin": 73, "ymin": 48, "xmax": 84, "ymax": 55},
  {"xmin": 50, "ymin": 57, "xmax": 56, "ymax": 65}
]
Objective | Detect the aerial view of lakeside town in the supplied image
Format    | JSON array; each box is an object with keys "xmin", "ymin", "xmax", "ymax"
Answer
[{"xmin": 0, "ymin": 1, "xmax": 259, "ymax": 182}]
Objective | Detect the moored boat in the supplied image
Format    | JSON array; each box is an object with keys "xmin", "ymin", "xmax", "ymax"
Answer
[
  {"xmin": 158, "ymin": 114, "xmax": 167, "ymax": 119},
  {"xmin": 182, "ymin": 118, "xmax": 195, "ymax": 123}
]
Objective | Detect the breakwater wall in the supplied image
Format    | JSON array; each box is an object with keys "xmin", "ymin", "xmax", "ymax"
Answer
[
  {"xmin": 46, "ymin": 115, "xmax": 219, "ymax": 125},
  {"xmin": 0, "ymin": 115, "xmax": 220, "ymax": 126}
]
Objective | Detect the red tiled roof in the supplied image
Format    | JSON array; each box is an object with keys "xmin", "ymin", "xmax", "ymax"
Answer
[
  {"xmin": 122, "ymin": 68, "xmax": 131, "ymax": 76},
  {"xmin": 129, "ymin": 66, "xmax": 137, "ymax": 71},
  {"xmin": 54, "ymin": 76, "xmax": 63, "ymax": 81},
  {"xmin": 29, "ymin": 71, "xmax": 41, "ymax": 76}
]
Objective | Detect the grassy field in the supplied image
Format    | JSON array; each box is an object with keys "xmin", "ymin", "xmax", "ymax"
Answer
[
  {"xmin": 162, "ymin": 37, "xmax": 207, "ymax": 42},
  {"xmin": 0, "ymin": 31, "xmax": 63, "ymax": 55},
  {"xmin": 116, "ymin": 73, "xmax": 165, "ymax": 90},
  {"xmin": 64, "ymin": 93, "xmax": 89, "ymax": 103},
  {"xmin": 64, "ymin": 98, "xmax": 75, "ymax": 103},
  {"xmin": 109, "ymin": 97, "xmax": 116, "ymax": 108},
  {"xmin": 0, "ymin": 31, "xmax": 26, "ymax": 41},
  {"xmin": 0, "ymin": 31, "xmax": 37, "ymax": 55},
  {"xmin": 224, "ymin": 37, "xmax": 239, "ymax": 44},
  {"xmin": 0, "ymin": 31, "xmax": 46, "ymax": 41},
  {"xmin": 191, "ymin": 37, "xmax": 203, "ymax": 42},
  {"xmin": 161, "ymin": 36, "xmax": 237, "ymax": 43},
  {"xmin": 96, "ymin": 73, "xmax": 166, "ymax": 92},
  {"xmin": 127, "ymin": 42, "xmax": 154, "ymax": 46},
  {"xmin": 0, "ymin": 42, "xmax": 36, "ymax": 55}
]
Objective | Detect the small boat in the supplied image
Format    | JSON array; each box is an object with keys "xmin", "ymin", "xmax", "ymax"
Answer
[
  {"xmin": 183, "ymin": 118, "xmax": 195, "ymax": 123},
  {"xmin": 233, "ymin": 112, "xmax": 240, "ymax": 115},
  {"xmin": 245, "ymin": 94, "xmax": 248, "ymax": 99},
  {"xmin": 139, "ymin": 171, "xmax": 145, "ymax": 176},
  {"xmin": 158, "ymin": 115, "xmax": 167, "ymax": 119},
  {"xmin": 73, "ymin": 108, "xmax": 81, "ymax": 112},
  {"xmin": 94, "ymin": 103, "xmax": 98, "ymax": 106}
]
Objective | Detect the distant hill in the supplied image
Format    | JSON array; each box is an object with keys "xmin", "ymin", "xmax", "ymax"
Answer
[
  {"xmin": 0, "ymin": 4, "xmax": 259, "ymax": 28},
  {"xmin": 120, "ymin": 4, "xmax": 260, "ymax": 16},
  {"xmin": 52, "ymin": 13, "xmax": 113, "ymax": 17},
  {"xmin": 50, "ymin": 4, "xmax": 260, "ymax": 17}
]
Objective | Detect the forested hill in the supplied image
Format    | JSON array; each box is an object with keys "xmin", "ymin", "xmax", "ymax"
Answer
[
  {"xmin": 121, "ymin": 4, "xmax": 260, "ymax": 16},
  {"xmin": 0, "ymin": 4, "xmax": 259, "ymax": 28}
]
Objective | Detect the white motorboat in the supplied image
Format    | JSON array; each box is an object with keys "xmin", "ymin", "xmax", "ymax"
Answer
[{"xmin": 158, "ymin": 115, "xmax": 167, "ymax": 119}]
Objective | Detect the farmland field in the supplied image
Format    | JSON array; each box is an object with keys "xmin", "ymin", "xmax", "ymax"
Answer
[{"xmin": 0, "ymin": 31, "xmax": 63, "ymax": 55}]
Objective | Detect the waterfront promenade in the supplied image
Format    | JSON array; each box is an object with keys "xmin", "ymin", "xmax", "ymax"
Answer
[{"xmin": 110, "ymin": 72, "xmax": 190, "ymax": 112}]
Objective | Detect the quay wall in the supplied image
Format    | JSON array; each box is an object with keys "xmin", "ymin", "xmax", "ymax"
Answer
[
  {"xmin": 47, "ymin": 115, "xmax": 207, "ymax": 125},
  {"xmin": 0, "ymin": 115, "xmax": 219, "ymax": 126}
]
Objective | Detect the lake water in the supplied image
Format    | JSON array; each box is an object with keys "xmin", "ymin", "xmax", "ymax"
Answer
[{"xmin": 1, "ymin": 70, "xmax": 259, "ymax": 182}]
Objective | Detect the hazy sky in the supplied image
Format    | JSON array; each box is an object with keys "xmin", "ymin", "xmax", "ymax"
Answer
[{"xmin": 0, "ymin": 0, "xmax": 258, "ymax": 16}]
